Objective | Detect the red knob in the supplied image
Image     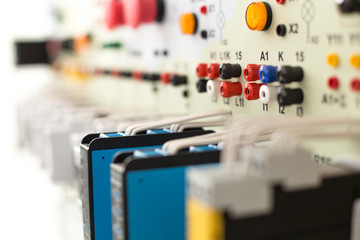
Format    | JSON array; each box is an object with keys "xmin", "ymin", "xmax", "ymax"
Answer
[
  {"xmin": 327, "ymin": 76, "xmax": 339, "ymax": 90},
  {"xmin": 244, "ymin": 64, "xmax": 261, "ymax": 82},
  {"xmin": 220, "ymin": 81, "xmax": 242, "ymax": 98},
  {"xmin": 95, "ymin": 69, "xmax": 103, "ymax": 75},
  {"xmin": 196, "ymin": 63, "xmax": 207, "ymax": 78},
  {"xmin": 161, "ymin": 73, "xmax": 171, "ymax": 84},
  {"xmin": 105, "ymin": 0, "xmax": 125, "ymax": 30},
  {"xmin": 244, "ymin": 83, "xmax": 263, "ymax": 100},
  {"xmin": 207, "ymin": 63, "xmax": 220, "ymax": 79},
  {"xmin": 124, "ymin": 0, "xmax": 158, "ymax": 28},
  {"xmin": 200, "ymin": 5, "xmax": 207, "ymax": 15},
  {"xmin": 132, "ymin": 71, "xmax": 143, "ymax": 80},
  {"xmin": 111, "ymin": 70, "xmax": 121, "ymax": 77},
  {"xmin": 350, "ymin": 78, "xmax": 360, "ymax": 92}
]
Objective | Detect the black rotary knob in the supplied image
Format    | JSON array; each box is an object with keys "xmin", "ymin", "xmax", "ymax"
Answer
[
  {"xmin": 143, "ymin": 73, "xmax": 160, "ymax": 82},
  {"xmin": 219, "ymin": 63, "xmax": 242, "ymax": 79},
  {"xmin": 276, "ymin": 24, "xmax": 286, "ymax": 37},
  {"xmin": 337, "ymin": 0, "xmax": 360, "ymax": 13},
  {"xmin": 171, "ymin": 75, "xmax": 188, "ymax": 86},
  {"xmin": 277, "ymin": 66, "xmax": 304, "ymax": 84},
  {"xmin": 121, "ymin": 71, "xmax": 132, "ymax": 78},
  {"xmin": 196, "ymin": 79, "xmax": 208, "ymax": 93},
  {"xmin": 277, "ymin": 87, "xmax": 304, "ymax": 106}
]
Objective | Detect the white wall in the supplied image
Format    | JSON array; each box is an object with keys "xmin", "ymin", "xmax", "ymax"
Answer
[{"xmin": 0, "ymin": 1, "xmax": 82, "ymax": 239}]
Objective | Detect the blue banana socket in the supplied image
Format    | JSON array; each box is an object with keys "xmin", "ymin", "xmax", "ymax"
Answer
[{"xmin": 259, "ymin": 65, "xmax": 278, "ymax": 84}]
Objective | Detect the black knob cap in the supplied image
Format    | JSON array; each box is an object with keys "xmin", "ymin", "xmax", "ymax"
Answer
[
  {"xmin": 219, "ymin": 63, "xmax": 242, "ymax": 79},
  {"xmin": 277, "ymin": 66, "xmax": 304, "ymax": 84},
  {"xmin": 103, "ymin": 70, "xmax": 111, "ymax": 75},
  {"xmin": 277, "ymin": 87, "xmax": 304, "ymax": 106},
  {"xmin": 143, "ymin": 73, "xmax": 160, "ymax": 82},
  {"xmin": 156, "ymin": 0, "xmax": 165, "ymax": 22},
  {"xmin": 337, "ymin": 0, "xmax": 360, "ymax": 13},
  {"xmin": 61, "ymin": 39, "xmax": 74, "ymax": 51},
  {"xmin": 276, "ymin": 24, "xmax": 286, "ymax": 37},
  {"xmin": 200, "ymin": 30, "xmax": 208, "ymax": 39},
  {"xmin": 15, "ymin": 41, "xmax": 54, "ymax": 65},
  {"xmin": 196, "ymin": 79, "xmax": 208, "ymax": 93},
  {"xmin": 171, "ymin": 75, "xmax": 188, "ymax": 86},
  {"xmin": 121, "ymin": 71, "xmax": 132, "ymax": 78}
]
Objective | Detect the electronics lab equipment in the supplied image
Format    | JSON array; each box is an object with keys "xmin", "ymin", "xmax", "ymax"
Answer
[
  {"xmin": 43, "ymin": 0, "xmax": 360, "ymax": 162},
  {"xmin": 80, "ymin": 130, "xmax": 213, "ymax": 240},
  {"xmin": 17, "ymin": 93, "xmax": 108, "ymax": 181},
  {"xmin": 110, "ymin": 147, "xmax": 220, "ymax": 240},
  {"xmin": 14, "ymin": 0, "xmax": 360, "ymax": 240},
  {"xmin": 186, "ymin": 147, "xmax": 360, "ymax": 240}
]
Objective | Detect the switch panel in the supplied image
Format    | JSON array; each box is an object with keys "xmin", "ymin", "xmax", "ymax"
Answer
[{"xmin": 52, "ymin": 0, "xmax": 360, "ymax": 164}]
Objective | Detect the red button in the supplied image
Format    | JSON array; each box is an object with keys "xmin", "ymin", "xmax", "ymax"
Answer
[
  {"xmin": 327, "ymin": 76, "xmax": 339, "ymax": 90},
  {"xmin": 350, "ymin": 78, "xmax": 360, "ymax": 92},
  {"xmin": 207, "ymin": 63, "xmax": 220, "ymax": 79},
  {"xmin": 105, "ymin": 0, "xmax": 125, "ymax": 30},
  {"xmin": 111, "ymin": 70, "xmax": 121, "ymax": 77},
  {"xmin": 95, "ymin": 69, "xmax": 103, "ymax": 75},
  {"xmin": 161, "ymin": 73, "xmax": 171, "ymax": 84},
  {"xmin": 196, "ymin": 63, "xmax": 207, "ymax": 78},
  {"xmin": 124, "ymin": 0, "xmax": 158, "ymax": 28},
  {"xmin": 200, "ymin": 5, "xmax": 207, "ymax": 14},
  {"xmin": 220, "ymin": 82, "xmax": 242, "ymax": 98},
  {"xmin": 132, "ymin": 71, "xmax": 143, "ymax": 80},
  {"xmin": 244, "ymin": 83, "xmax": 263, "ymax": 100}
]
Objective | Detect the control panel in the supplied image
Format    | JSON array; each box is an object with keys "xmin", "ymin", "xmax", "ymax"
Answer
[
  {"xmin": 48, "ymin": 0, "xmax": 360, "ymax": 162},
  {"xmin": 15, "ymin": 1, "xmax": 360, "ymax": 240},
  {"xmin": 54, "ymin": 0, "xmax": 360, "ymax": 118}
]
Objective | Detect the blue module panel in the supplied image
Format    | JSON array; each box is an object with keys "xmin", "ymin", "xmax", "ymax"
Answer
[
  {"xmin": 92, "ymin": 145, "xmax": 161, "ymax": 240},
  {"xmin": 126, "ymin": 166, "xmax": 186, "ymax": 240}
]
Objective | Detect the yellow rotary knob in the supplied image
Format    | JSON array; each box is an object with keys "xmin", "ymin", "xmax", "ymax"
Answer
[
  {"xmin": 350, "ymin": 54, "xmax": 360, "ymax": 69},
  {"xmin": 246, "ymin": 2, "xmax": 272, "ymax": 31},
  {"xmin": 180, "ymin": 13, "xmax": 198, "ymax": 35},
  {"xmin": 327, "ymin": 53, "xmax": 340, "ymax": 68}
]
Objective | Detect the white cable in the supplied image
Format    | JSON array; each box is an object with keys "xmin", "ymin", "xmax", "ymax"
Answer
[
  {"xmin": 220, "ymin": 118, "xmax": 274, "ymax": 169},
  {"xmin": 169, "ymin": 123, "xmax": 178, "ymax": 132},
  {"xmin": 162, "ymin": 128, "xmax": 272, "ymax": 155},
  {"xmin": 175, "ymin": 120, "xmax": 229, "ymax": 132},
  {"xmin": 125, "ymin": 110, "xmax": 231, "ymax": 136},
  {"xmin": 273, "ymin": 129, "xmax": 360, "ymax": 151},
  {"xmin": 164, "ymin": 118, "xmax": 257, "ymax": 155},
  {"xmin": 241, "ymin": 117, "xmax": 360, "ymax": 160},
  {"xmin": 162, "ymin": 132, "xmax": 226, "ymax": 154},
  {"xmin": 170, "ymin": 120, "xmax": 228, "ymax": 132},
  {"xmin": 222, "ymin": 124, "xmax": 272, "ymax": 175},
  {"xmin": 222, "ymin": 116, "xmax": 360, "ymax": 175},
  {"xmin": 122, "ymin": 113, "xmax": 188, "ymax": 135},
  {"xmin": 125, "ymin": 110, "xmax": 230, "ymax": 135}
]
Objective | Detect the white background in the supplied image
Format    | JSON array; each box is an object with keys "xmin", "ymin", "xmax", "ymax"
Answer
[{"xmin": 0, "ymin": 1, "xmax": 83, "ymax": 239}]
